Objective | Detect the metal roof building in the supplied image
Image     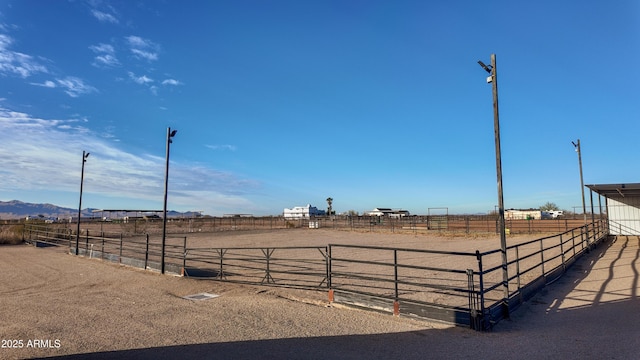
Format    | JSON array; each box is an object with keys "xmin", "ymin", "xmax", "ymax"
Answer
[
  {"xmin": 586, "ymin": 183, "xmax": 640, "ymax": 235},
  {"xmin": 283, "ymin": 204, "xmax": 325, "ymax": 219}
]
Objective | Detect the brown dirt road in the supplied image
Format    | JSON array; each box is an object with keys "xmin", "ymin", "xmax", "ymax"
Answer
[{"xmin": 1, "ymin": 232, "xmax": 638, "ymax": 359}]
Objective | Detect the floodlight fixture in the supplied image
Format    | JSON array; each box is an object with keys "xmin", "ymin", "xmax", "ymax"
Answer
[
  {"xmin": 571, "ymin": 140, "xmax": 579, "ymax": 152},
  {"xmin": 477, "ymin": 60, "xmax": 493, "ymax": 74}
]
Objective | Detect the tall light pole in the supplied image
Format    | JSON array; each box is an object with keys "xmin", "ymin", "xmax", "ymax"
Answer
[
  {"xmin": 572, "ymin": 140, "xmax": 587, "ymax": 225},
  {"xmin": 76, "ymin": 151, "xmax": 90, "ymax": 255},
  {"xmin": 161, "ymin": 127, "xmax": 177, "ymax": 274},
  {"xmin": 478, "ymin": 54, "xmax": 509, "ymax": 318}
]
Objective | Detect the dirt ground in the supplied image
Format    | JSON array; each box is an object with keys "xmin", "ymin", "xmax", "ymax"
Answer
[{"xmin": 1, "ymin": 230, "xmax": 639, "ymax": 359}]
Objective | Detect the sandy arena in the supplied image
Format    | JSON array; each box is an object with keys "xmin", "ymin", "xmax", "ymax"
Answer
[{"xmin": 1, "ymin": 229, "xmax": 639, "ymax": 359}]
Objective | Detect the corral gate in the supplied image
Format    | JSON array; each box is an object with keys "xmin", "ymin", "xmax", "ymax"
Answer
[{"xmin": 427, "ymin": 207, "xmax": 449, "ymax": 230}]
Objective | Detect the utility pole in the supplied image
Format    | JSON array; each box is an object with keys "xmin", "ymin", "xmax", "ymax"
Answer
[
  {"xmin": 478, "ymin": 53, "xmax": 509, "ymax": 319},
  {"xmin": 572, "ymin": 139, "xmax": 587, "ymax": 225},
  {"xmin": 161, "ymin": 127, "xmax": 177, "ymax": 274},
  {"xmin": 76, "ymin": 151, "xmax": 89, "ymax": 256}
]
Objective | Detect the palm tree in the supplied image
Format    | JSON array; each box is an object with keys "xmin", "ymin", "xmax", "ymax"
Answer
[{"xmin": 326, "ymin": 197, "xmax": 333, "ymax": 216}]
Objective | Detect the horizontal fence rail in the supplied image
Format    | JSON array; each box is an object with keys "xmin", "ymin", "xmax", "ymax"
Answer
[
  {"xmin": 328, "ymin": 244, "xmax": 481, "ymax": 325},
  {"xmin": 24, "ymin": 219, "xmax": 609, "ymax": 330},
  {"xmin": 183, "ymin": 246, "xmax": 328, "ymax": 288},
  {"xmin": 328, "ymin": 219, "xmax": 609, "ymax": 330},
  {"xmin": 23, "ymin": 224, "xmax": 329, "ymax": 289}
]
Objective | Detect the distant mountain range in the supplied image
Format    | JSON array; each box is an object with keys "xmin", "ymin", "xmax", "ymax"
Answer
[{"xmin": 0, "ymin": 200, "xmax": 200, "ymax": 220}]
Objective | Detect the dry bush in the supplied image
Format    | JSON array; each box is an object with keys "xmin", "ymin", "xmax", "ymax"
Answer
[{"xmin": 0, "ymin": 224, "xmax": 24, "ymax": 245}]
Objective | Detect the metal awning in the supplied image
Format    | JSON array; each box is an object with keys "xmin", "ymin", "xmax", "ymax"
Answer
[{"xmin": 586, "ymin": 183, "xmax": 640, "ymax": 198}]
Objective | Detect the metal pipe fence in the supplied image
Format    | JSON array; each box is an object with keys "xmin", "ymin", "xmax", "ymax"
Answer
[
  {"xmin": 24, "ymin": 224, "xmax": 186, "ymax": 273},
  {"xmin": 328, "ymin": 219, "xmax": 608, "ymax": 330},
  {"xmin": 327, "ymin": 243, "xmax": 479, "ymax": 324},
  {"xmin": 182, "ymin": 246, "xmax": 328, "ymax": 288},
  {"xmin": 24, "ymin": 223, "xmax": 73, "ymax": 246},
  {"xmin": 76, "ymin": 214, "xmax": 603, "ymax": 235},
  {"xmin": 24, "ymin": 219, "xmax": 609, "ymax": 330}
]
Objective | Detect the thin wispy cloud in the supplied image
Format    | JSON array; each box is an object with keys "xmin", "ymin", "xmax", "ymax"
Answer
[
  {"xmin": 55, "ymin": 77, "xmax": 98, "ymax": 97},
  {"xmin": 89, "ymin": 43, "xmax": 115, "ymax": 53},
  {"xmin": 162, "ymin": 79, "xmax": 182, "ymax": 86},
  {"xmin": 131, "ymin": 48, "xmax": 158, "ymax": 61},
  {"xmin": 89, "ymin": 43, "xmax": 119, "ymax": 67},
  {"xmin": 30, "ymin": 77, "xmax": 96, "ymax": 98},
  {"xmin": 1, "ymin": 34, "xmax": 95, "ymax": 98},
  {"xmin": 0, "ymin": 22, "xmax": 18, "ymax": 32},
  {"xmin": 128, "ymin": 71, "xmax": 153, "ymax": 85},
  {"xmin": 126, "ymin": 35, "xmax": 159, "ymax": 61},
  {"xmin": 30, "ymin": 80, "xmax": 56, "ymax": 88},
  {"xmin": 91, "ymin": 9, "xmax": 119, "ymax": 24},
  {"xmin": 205, "ymin": 144, "xmax": 237, "ymax": 151},
  {"xmin": 0, "ymin": 105, "xmax": 260, "ymax": 212},
  {"xmin": 0, "ymin": 34, "xmax": 48, "ymax": 78}
]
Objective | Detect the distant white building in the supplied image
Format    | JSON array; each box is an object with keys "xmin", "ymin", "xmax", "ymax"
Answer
[
  {"xmin": 505, "ymin": 209, "xmax": 542, "ymax": 220},
  {"xmin": 364, "ymin": 208, "xmax": 410, "ymax": 217},
  {"xmin": 283, "ymin": 204, "xmax": 325, "ymax": 219},
  {"xmin": 505, "ymin": 209, "xmax": 564, "ymax": 220}
]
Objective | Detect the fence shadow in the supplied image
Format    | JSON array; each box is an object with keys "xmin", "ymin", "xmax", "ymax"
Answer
[{"xmin": 494, "ymin": 235, "xmax": 639, "ymax": 336}]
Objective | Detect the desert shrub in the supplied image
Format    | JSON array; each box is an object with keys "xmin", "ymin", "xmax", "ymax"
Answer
[{"xmin": 0, "ymin": 224, "xmax": 24, "ymax": 245}]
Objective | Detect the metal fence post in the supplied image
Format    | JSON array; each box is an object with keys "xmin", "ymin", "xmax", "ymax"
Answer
[
  {"xmin": 261, "ymin": 248, "xmax": 276, "ymax": 284},
  {"xmin": 328, "ymin": 245, "xmax": 334, "ymax": 302},
  {"xmin": 182, "ymin": 236, "xmax": 187, "ymax": 276},
  {"xmin": 571, "ymin": 229, "xmax": 577, "ymax": 257},
  {"xmin": 585, "ymin": 223, "xmax": 591, "ymax": 250},
  {"xmin": 218, "ymin": 249, "xmax": 226, "ymax": 280},
  {"xmin": 323, "ymin": 246, "xmax": 329, "ymax": 288},
  {"xmin": 560, "ymin": 234, "xmax": 566, "ymax": 272},
  {"xmin": 540, "ymin": 238, "xmax": 545, "ymax": 276},
  {"xmin": 119, "ymin": 233, "xmax": 123, "ymax": 264},
  {"xmin": 467, "ymin": 269, "xmax": 478, "ymax": 329},
  {"xmin": 475, "ymin": 250, "xmax": 486, "ymax": 330},
  {"xmin": 267, "ymin": 248, "xmax": 272, "ymax": 283},
  {"xmin": 145, "ymin": 234, "xmax": 149, "ymax": 270},
  {"xmin": 515, "ymin": 246, "xmax": 521, "ymax": 296},
  {"xmin": 393, "ymin": 249, "xmax": 399, "ymax": 316}
]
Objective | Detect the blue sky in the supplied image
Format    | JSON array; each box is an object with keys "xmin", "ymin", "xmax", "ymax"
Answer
[{"xmin": 0, "ymin": 1, "xmax": 638, "ymax": 216}]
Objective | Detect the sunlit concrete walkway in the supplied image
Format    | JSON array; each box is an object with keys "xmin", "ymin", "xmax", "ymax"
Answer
[{"xmin": 490, "ymin": 235, "xmax": 640, "ymax": 359}]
